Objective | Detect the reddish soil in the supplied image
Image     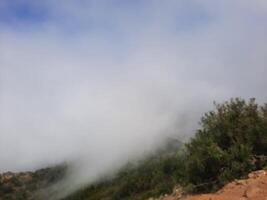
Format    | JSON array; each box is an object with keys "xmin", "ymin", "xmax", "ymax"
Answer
[{"xmin": 161, "ymin": 170, "xmax": 267, "ymax": 200}]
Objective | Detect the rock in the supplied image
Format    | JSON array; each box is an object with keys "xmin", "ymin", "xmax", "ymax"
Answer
[
  {"xmin": 162, "ymin": 170, "xmax": 267, "ymax": 200},
  {"xmin": 248, "ymin": 170, "xmax": 266, "ymax": 179},
  {"xmin": 235, "ymin": 179, "xmax": 247, "ymax": 185}
]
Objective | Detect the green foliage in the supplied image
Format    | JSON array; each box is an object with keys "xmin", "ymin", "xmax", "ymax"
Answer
[
  {"xmin": 0, "ymin": 164, "xmax": 67, "ymax": 200},
  {"xmin": 62, "ymin": 98, "xmax": 267, "ymax": 199},
  {"xmin": 184, "ymin": 98, "xmax": 267, "ymax": 192},
  {"xmin": 62, "ymin": 144, "xmax": 183, "ymax": 200}
]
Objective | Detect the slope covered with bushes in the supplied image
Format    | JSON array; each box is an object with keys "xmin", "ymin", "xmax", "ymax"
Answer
[
  {"xmin": 62, "ymin": 140, "xmax": 183, "ymax": 200},
  {"xmin": 1, "ymin": 98, "xmax": 264, "ymax": 200},
  {"xmin": 0, "ymin": 165, "xmax": 67, "ymax": 200},
  {"xmin": 184, "ymin": 98, "xmax": 267, "ymax": 192},
  {"xmin": 62, "ymin": 98, "xmax": 267, "ymax": 200}
]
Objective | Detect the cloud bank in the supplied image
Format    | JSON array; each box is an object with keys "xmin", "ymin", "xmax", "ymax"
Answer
[{"xmin": 0, "ymin": 0, "xmax": 267, "ymax": 197}]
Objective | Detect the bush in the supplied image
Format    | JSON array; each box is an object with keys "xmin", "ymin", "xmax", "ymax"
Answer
[
  {"xmin": 184, "ymin": 98, "xmax": 267, "ymax": 192},
  {"xmin": 62, "ymin": 98, "xmax": 267, "ymax": 199}
]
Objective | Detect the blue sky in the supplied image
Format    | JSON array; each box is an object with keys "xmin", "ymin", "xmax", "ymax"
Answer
[
  {"xmin": 0, "ymin": 1, "xmax": 47, "ymax": 24},
  {"xmin": 0, "ymin": 0, "xmax": 212, "ymax": 36}
]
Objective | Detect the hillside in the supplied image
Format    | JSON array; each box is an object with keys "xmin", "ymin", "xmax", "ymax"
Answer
[
  {"xmin": 0, "ymin": 165, "xmax": 66, "ymax": 200},
  {"xmin": 62, "ymin": 139, "xmax": 183, "ymax": 200},
  {"xmin": 0, "ymin": 98, "xmax": 266, "ymax": 200},
  {"xmin": 1, "ymin": 167, "xmax": 267, "ymax": 200},
  {"xmin": 156, "ymin": 169, "xmax": 267, "ymax": 200},
  {"xmin": 61, "ymin": 98, "xmax": 267, "ymax": 200}
]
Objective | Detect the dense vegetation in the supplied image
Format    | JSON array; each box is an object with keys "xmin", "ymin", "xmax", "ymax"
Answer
[
  {"xmin": 184, "ymin": 98, "xmax": 267, "ymax": 192},
  {"xmin": 0, "ymin": 165, "xmax": 67, "ymax": 200},
  {"xmin": 62, "ymin": 98, "xmax": 267, "ymax": 200},
  {"xmin": 1, "ymin": 98, "xmax": 265, "ymax": 200},
  {"xmin": 62, "ymin": 140, "xmax": 183, "ymax": 200}
]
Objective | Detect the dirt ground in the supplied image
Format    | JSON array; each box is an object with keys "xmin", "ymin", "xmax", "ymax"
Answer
[{"xmin": 160, "ymin": 170, "xmax": 267, "ymax": 200}]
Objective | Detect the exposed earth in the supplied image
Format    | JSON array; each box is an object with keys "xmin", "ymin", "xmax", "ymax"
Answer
[{"xmin": 155, "ymin": 170, "xmax": 267, "ymax": 200}]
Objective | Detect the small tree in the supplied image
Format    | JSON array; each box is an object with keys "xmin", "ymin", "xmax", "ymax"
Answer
[{"xmin": 184, "ymin": 98, "xmax": 267, "ymax": 192}]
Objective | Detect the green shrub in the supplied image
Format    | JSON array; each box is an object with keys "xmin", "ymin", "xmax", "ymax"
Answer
[
  {"xmin": 62, "ymin": 98, "xmax": 267, "ymax": 199},
  {"xmin": 184, "ymin": 98, "xmax": 267, "ymax": 192}
]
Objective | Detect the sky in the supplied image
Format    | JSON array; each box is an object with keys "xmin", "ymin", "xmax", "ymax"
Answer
[{"xmin": 0, "ymin": 0, "xmax": 267, "ymax": 197}]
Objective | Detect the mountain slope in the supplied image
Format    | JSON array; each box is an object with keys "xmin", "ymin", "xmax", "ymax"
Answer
[
  {"xmin": 0, "ymin": 165, "xmax": 66, "ymax": 200},
  {"xmin": 62, "ymin": 139, "xmax": 183, "ymax": 200},
  {"xmin": 156, "ymin": 169, "xmax": 267, "ymax": 200}
]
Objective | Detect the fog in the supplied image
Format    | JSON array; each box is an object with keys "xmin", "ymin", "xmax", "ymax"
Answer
[{"xmin": 0, "ymin": 0, "xmax": 267, "ymax": 197}]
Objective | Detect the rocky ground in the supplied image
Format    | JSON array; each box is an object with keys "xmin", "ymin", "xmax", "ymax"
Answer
[{"xmin": 152, "ymin": 170, "xmax": 267, "ymax": 200}]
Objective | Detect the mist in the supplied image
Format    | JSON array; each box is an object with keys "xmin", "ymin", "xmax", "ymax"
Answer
[{"xmin": 0, "ymin": 0, "xmax": 267, "ymax": 198}]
